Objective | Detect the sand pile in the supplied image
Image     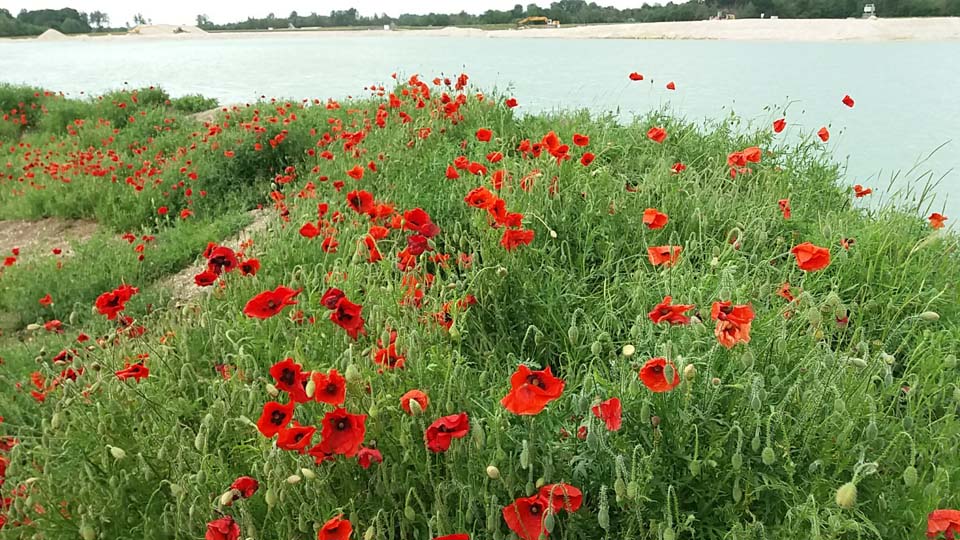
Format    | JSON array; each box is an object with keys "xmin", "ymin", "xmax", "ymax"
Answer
[
  {"xmin": 130, "ymin": 24, "xmax": 208, "ymax": 35},
  {"xmin": 36, "ymin": 28, "xmax": 69, "ymax": 41}
]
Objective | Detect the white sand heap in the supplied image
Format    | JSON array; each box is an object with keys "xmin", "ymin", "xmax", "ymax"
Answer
[
  {"xmin": 36, "ymin": 28, "xmax": 69, "ymax": 41},
  {"xmin": 129, "ymin": 24, "xmax": 207, "ymax": 35}
]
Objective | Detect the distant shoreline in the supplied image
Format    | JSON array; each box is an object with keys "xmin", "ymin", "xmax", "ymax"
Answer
[{"xmin": 5, "ymin": 17, "xmax": 960, "ymax": 42}]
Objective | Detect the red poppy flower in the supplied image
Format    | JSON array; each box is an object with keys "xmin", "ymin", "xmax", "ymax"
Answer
[
  {"xmin": 269, "ymin": 357, "xmax": 305, "ymax": 393},
  {"xmin": 642, "ymin": 208, "xmax": 668, "ymax": 230},
  {"xmin": 592, "ymin": 397, "xmax": 622, "ymax": 431},
  {"xmin": 648, "ymin": 295, "xmax": 694, "ymax": 325},
  {"xmin": 773, "ymin": 118, "xmax": 786, "ymax": 133},
  {"xmin": 400, "ymin": 389, "xmax": 429, "ymax": 415},
  {"xmin": 320, "ymin": 287, "xmax": 346, "ymax": 310},
  {"xmin": 842, "ymin": 94, "xmax": 855, "ymax": 108},
  {"xmin": 927, "ymin": 509, "xmax": 960, "ymax": 539},
  {"xmin": 318, "ymin": 514, "xmax": 352, "ymax": 540},
  {"xmin": 647, "ymin": 245, "xmax": 682, "ymax": 267},
  {"xmin": 357, "ymin": 447, "xmax": 383, "ymax": 469},
  {"xmin": 501, "ymin": 228, "xmax": 535, "ymax": 251},
  {"xmin": 539, "ymin": 483, "xmax": 583, "ymax": 513},
  {"xmin": 95, "ymin": 284, "xmax": 138, "ymax": 320},
  {"xmin": 791, "ymin": 242, "xmax": 831, "ymax": 272},
  {"xmin": 229, "ymin": 476, "xmax": 259, "ymax": 499},
  {"xmin": 346, "ymin": 165, "xmax": 365, "ymax": 180},
  {"xmin": 580, "ymin": 152, "xmax": 595, "ymax": 166},
  {"xmin": 330, "ymin": 297, "xmax": 366, "ymax": 339},
  {"xmin": 711, "ymin": 301, "xmax": 755, "ymax": 325},
  {"xmin": 207, "ymin": 246, "xmax": 239, "ymax": 274},
  {"xmin": 929, "ymin": 213, "xmax": 948, "ymax": 229},
  {"xmin": 312, "ymin": 369, "xmax": 346, "ymax": 406},
  {"xmin": 743, "ymin": 146, "xmax": 762, "ymax": 163},
  {"xmin": 572, "ymin": 133, "xmax": 589, "ymax": 147},
  {"xmin": 639, "ymin": 358, "xmax": 680, "ymax": 392},
  {"xmin": 505, "ymin": 97, "xmax": 518, "ymax": 108},
  {"xmin": 346, "ymin": 190, "xmax": 374, "ymax": 215},
  {"xmin": 321, "ymin": 236, "xmax": 339, "ymax": 253},
  {"xmin": 205, "ymin": 516, "xmax": 240, "ymax": 540},
  {"xmin": 647, "ymin": 126, "xmax": 667, "ymax": 143},
  {"xmin": 256, "ymin": 400, "xmax": 295, "ymax": 438},
  {"xmin": 628, "ymin": 72, "xmax": 644, "ymax": 81},
  {"xmin": 670, "ymin": 162, "xmax": 686, "ymax": 174},
  {"xmin": 464, "ymin": 187, "xmax": 497, "ymax": 209},
  {"xmin": 239, "ymin": 258, "xmax": 260, "ymax": 276},
  {"xmin": 39, "ymin": 294, "xmax": 53, "ymax": 306},
  {"xmin": 243, "ymin": 286, "xmax": 300, "ymax": 319},
  {"xmin": 778, "ymin": 198, "xmax": 791, "ymax": 219},
  {"xmin": 115, "ymin": 362, "xmax": 149, "ymax": 382},
  {"xmin": 299, "ymin": 222, "xmax": 320, "ymax": 239},
  {"xmin": 853, "ymin": 184, "xmax": 872, "ymax": 197},
  {"xmin": 158, "ymin": 206, "xmax": 169, "ymax": 216},
  {"xmin": 666, "ymin": 81, "xmax": 676, "ymax": 90},
  {"xmin": 476, "ymin": 128, "xmax": 493, "ymax": 142},
  {"xmin": 194, "ymin": 269, "xmax": 218, "ymax": 287},
  {"xmin": 501, "ymin": 365, "xmax": 565, "ymax": 415},
  {"xmin": 403, "ymin": 208, "xmax": 440, "ymax": 238},
  {"xmin": 319, "ymin": 408, "xmax": 367, "ymax": 457},
  {"xmin": 817, "ymin": 127, "xmax": 830, "ymax": 142},
  {"xmin": 715, "ymin": 319, "xmax": 752, "ymax": 348},
  {"xmin": 277, "ymin": 421, "xmax": 316, "ymax": 453},
  {"xmin": 445, "ymin": 165, "xmax": 461, "ymax": 179},
  {"xmin": 434, "ymin": 535, "xmax": 470, "ymax": 540},
  {"xmin": 425, "ymin": 412, "xmax": 470, "ymax": 453},
  {"xmin": 502, "ymin": 494, "xmax": 548, "ymax": 540}
]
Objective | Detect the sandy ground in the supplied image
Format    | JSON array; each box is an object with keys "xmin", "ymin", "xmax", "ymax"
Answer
[
  {"xmin": 13, "ymin": 18, "xmax": 960, "ymax": 42},
  {"xmin": 0, "ymin": 218, "xmax": 98, "ymax": 260}
]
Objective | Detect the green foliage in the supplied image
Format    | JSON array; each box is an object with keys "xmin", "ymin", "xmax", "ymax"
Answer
[{"xmin": 170, "ymin": 94, "xmax": 219, "ymax": 114}]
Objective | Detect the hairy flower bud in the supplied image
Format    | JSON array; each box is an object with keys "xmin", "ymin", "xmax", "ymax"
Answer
[{"xmin": 835, "ymin": 482, "xmax": 857, "ymax": 509}]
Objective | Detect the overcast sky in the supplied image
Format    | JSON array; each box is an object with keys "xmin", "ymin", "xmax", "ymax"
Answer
[{"xmin": 3, "ymin": 1, "xmax": 662, "ymax": 26}]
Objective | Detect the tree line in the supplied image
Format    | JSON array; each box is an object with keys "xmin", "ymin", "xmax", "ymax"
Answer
[{"xmin": 4, "ymin": 1, "xmax": 960, "ymax": 37}]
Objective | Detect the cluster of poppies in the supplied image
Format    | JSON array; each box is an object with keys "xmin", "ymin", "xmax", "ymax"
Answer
[{"xmin": 194, "ymin": 243, "xmax": 260, "ymax": 287}]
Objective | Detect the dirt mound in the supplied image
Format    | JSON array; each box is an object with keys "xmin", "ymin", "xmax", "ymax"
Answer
[
  {"xmin": 130, "ymin": 24, "xmax": 207, "ymax": 35},
  {"xmin": 36, "ymin": 29, "xmax": 69, "ymax": 41},
  {"xmin": 0, "ymin": 218, "xmax": 98, "ymax": 260}
]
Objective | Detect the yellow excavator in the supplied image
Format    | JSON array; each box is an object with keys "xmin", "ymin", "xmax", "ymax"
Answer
[{"xmin": 516, "ymin": 16, "xmax": 559, "ymax": 28}]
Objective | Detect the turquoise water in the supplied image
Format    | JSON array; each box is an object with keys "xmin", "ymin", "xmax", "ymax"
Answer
[{"xmin": 2, "ymin": 35, "xmax": 958, "ymax": 217}]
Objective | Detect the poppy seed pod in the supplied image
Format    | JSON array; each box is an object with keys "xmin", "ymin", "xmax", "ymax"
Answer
[
  {"xmin": 265, "ymin": 383, "xmax": 279, "ymax": 397},
  {"xmin": 835, "ymin": 482, "xmax": 857, "ymax": 508},
  {"xmin": 683, "ymin": 364, "xmax": 697, "ymax": 380},
  {"xmin": 286, "ymin": 474, "xmax": 302, "ymax": 484},
  {"xmin": 919, "ymin": 311, "xmax": 940, "ymax": 322}
]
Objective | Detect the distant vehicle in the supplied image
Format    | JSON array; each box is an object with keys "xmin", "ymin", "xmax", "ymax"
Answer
[
  {"xmin": 863, "ymin": 3, "xmax": 877, "ymax": 17},
  {"xmin": 516, "ymin": 16, "xmax": 560, "ymax": 28}
]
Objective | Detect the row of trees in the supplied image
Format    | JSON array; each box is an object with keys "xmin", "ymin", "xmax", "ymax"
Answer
[
  {"xmin": 196, "ymin": 0, "xmax": 960, "ymax": 30},
  {"xmin": 0, "ymin": 8, "xmax": 160, "ymax": 37}
]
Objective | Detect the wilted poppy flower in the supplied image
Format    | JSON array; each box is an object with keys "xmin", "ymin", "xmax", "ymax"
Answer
[
  {"xmin": 929, "ymin": 213, "xmax": 947, "ymax": 229},
  {"xmin": 648, "ymin": 296, "xmax": 694, "ymax": 325},
  {"xmin": 205, "ymin": 516, "xmax": 240, "ymax": 540},
  {"xmin": 773, "ymin": 118, "xmax": 786, "ymax": 133},
  {"xmin": 501, "ymin": 365, "xmax": 565, "ymax": 415},
  {"xmin": 817, "ymin": 127, "xmax": 830, "ymax": 142},
  {"xmin": 115, "ymin": 362, "xmax": 149, "ymax": 382},
  {"xmin": 243, "ymin": 286, "xmax": 300, "ymax": 319},
  {"xmin": 647, "ymin": 126, "xmax": 667, "ymax": 143},
  {"xmin": 842, "ymin": 94, "xmax": 855, "ymax": 108},
  {"xmin": 647, "ymin": 245, "xmax": 682, "ymax": 267},
  {"xmin": 501, "ymin": 228, "xmax": 535, "ymax": 251},
  {"xmin": 853, "ymin": 184, "xmax": 872, "ymax": 197},
  {"xmin": 642, "ymin": 208, "xmax": 668, "ymax": 229},
  {"xmin": 229, "ymin": 476, "xmax": 259, "ymax": 499},
  {"xmin": 357, "ymin": 447, "xmax": 383, "ymax": 469},
  {"xmin": 502, "ymin": 494, "xmax": 548, "ymax": 540},
  {"xmin": 540, "ymin": 483, "xmax": 583, "ymax": 513},
  {"xmin": 318, "ymin": 514, "xmax": 352, "ymax": 540},
  {"xmin": 476, "ymin": 128, "xmax": 493, "ymax": 142},
  {"xmin": 319, "ymin": 408, "xmax": 367, "ymax": 457},
  {"xmin": 400, "ymin": 389, "xmax": 429, "ymax": 415},
  {"xmin": 927, "ymin": 509, "xmax": 960, "ymax": 539},
  {"xmin": 639, "ymin": 358, "xmax": 680, "ymax": 392},
  {"xmin": 312, "ymin": 369, "xmax": 346, "ymax": 405},
  {"xmin": 320, "ymin": 287, "xmax": 346, "ymax": 310},
  {"xmin": 628, "ymin": 72, "xmax": 644, "ymax": 81},
  {"xmin": 330, "ymin": 297, "xmax": 366, "ymax": 339},
  {"xmin": 277, "ymin": 421, "xmax": 316, "ymax": 453},
  {"xmin": 778, "ymin": 198, "xmax": 791, "ymax": 219},
  {"xmin": 591, "ymin": 397, "xmax": 622, "ymax": 431},
  {"xmin": 256, "ymin": 400, "xmax": 295, "ymax": 438},
  {"xmin": 791, "ymin": 242, "xmax": 831, "ymax": 272},
  {"xmin": 425, "ymin": 412, "xmax": 470, "ymax": 453}
]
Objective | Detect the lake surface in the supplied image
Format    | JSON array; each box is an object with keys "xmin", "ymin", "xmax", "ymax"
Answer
[{"xmin": 2, "ymin": 35, "xmax": 958, "ymax": 218}]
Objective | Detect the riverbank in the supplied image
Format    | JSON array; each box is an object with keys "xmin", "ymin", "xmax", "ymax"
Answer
[{"xmin": 7, "ymin": 17, "xmax": 960, "ymax": 42}]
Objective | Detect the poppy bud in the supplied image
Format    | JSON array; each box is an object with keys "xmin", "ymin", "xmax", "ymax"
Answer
[
  {"xmin": 364, "ymin": 526, "xmax": 376, "ymax": 540},
  {"xmin": 520, "ymin": 440, "xmax": 530, "ymax": 469},
  {"xmin": 496, "ymin": 266, "xmax": 508, "ymax": 277},
  {"xmin": 683, "ymin": 364, "xmax": 697, "ymax": 381},
  {"xmin": 663, "ymin": 362, "xmax": 675, "ymax": 383},
  {"xmin": 689, "ymin": 460, "xmax": 701, "ymax": 477},
  {"xmin": 835, "ymin": 481, "xmax": 857, "ymax": 508},
  {"xmin": 220, "ymin": 489, "xmax": 239, "ymax": 506},
  {"xmin": 879, "ymin": 352, "xmax": 895, "ymax": 365},
  {"xmin": 622, "ymin": 344, "xmax": 636, "ymax": 357},
  {"xmin": 265, "ymin": 488, "xmax": 278, "ymax": 508},
  {"xmin": 711, "ymin": 377, "xmax": 722, "ymax": 386},
  {"xmin": 448, "ymin": 325, "xmax": 461, "ymax": 342},
  {"xmin": 864, "ymin": 421, "xmax": 878, "ymax": 441},
  {"xmin": 664, "ymin": 527, "xmax": 676, "ymax": 540},
  {"xmin": 614, "ymin": 478, "xmax": 627, "ymax": 498},
  {"xmin": 640, "ymin": 402, "xmax": 650, "ymax": 424},
  {"xmin": 733, "ymin": 478, "xmax": 743, "ymax": 502},
  {"xmin": 304, "ymin": 378, "xmax": 316, "ymax": 399},
  {"xmin": 80, "ymin": 523, "xmax": 96, "ymax": 540},
  {"xmin": 51, "ymin": 412, "xmax": 62, "ymax": 430},
  {"xmin": 903, "ymin": 416, "xmax": 913, "ymax": 430},
  {"xmin": 567, "ymin": 325, "xmax": 579, "ymax": 345},
  {"xmin": 301, "ymin": 468, "xmax": 316, "ymax": 480},
  {"xmin": 590, "ymin": 341, "xmax": 603, "ymax": 356},
  {"xmin": 549, "ymin": 229, "xmax": 558, "ymax": 238},
  {"xmin": 196, "ymin": 470, "xmax": 207, "ymax": 483},
  {"xmin": 345, "ymin": 363, "xmax": 361, "ymax": 383},
  {"xmin": 751, "ymin": 430, "xmax": 762, "ymax": 452},
  {"xmin": 408, "ymin": 398, "xmax": 423, "ymax": 416},
  {"xmin": 486, "ymin": 465, "xmax": 500, "ymax": 479},
  {"xmin": 944, "ymin": 355, "xmax": 957, "ymax": 369},
  {"xmin": 650, "ymin": 415, "xmax": 660, "ymax": 428},
  {"xmin": 286, "ymin": 474, "xmax": 301, "ymax": 484},
  {"xmin": 535, "ymin": 477, "xmax": 545, "ymax": 488},
  {"xmin": 26, "ymin": 323, "xmax": 42, "ymax": 331},
  {"xmin": 847, "ymin": 357, "xmax": 868, "ymax": 368},
  {"xmin": 403, "ymin": 505, "xmax": 416, "ymax": 521},
  {"xmin": 761, "ymin": 447, "xmax": 775, "ymax": 465},
  {"xmin": 265, "ymin": 383, "xmax": 279, "ymax": 397},
  {"xmin": 903, "ymin": 466, "xmax": 918, "ymax": 487},
  {"xmin": 108, "ymin": 445, "xmax": 126, "ymax": 460},
  {"xmin": 543, "ymin": 510, "xmax": 556, "ymax": 533},
  {"xmin": 731, "ymin": 452, "xmax": 743, "ymax": 471},
  {"xmin": 919, "ymin": 311, "xmax": 940, "ymax": 322}
]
